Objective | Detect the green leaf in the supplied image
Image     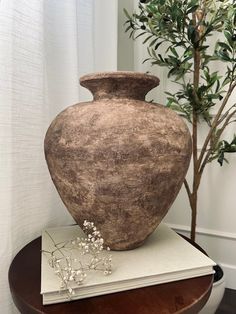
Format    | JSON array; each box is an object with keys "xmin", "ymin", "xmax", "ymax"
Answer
[
  {"xmin": 170, "ymin": 47, "xmax": 179, "ymax": 58},
  {"xmin": 224, "ymin": 31, "xmax": 233, "ymax": 47},
  {"xmin": 187, "ymin": 23, "xmax": 198, "ymax": 46},
  {"xmin": 125, "ymin": 25, "xmax": 132, "ymax": 33},
  {"xmin": 154, "ymin": 40, "xmax": 164, "ymax": 50},
  {"xmin": 149, "ymin": 37, "xmax": 158, "ymax": 47},
  {"xmin": 215, "ymin": 79, "xmax": 220, "ymax": 93},
  {"xmin": 187, "ymin": 5, "xmax": 199, "ymax": 14},
  {"xmin": 134, "ymin": 31, "xmax": 147, "ymax": 40},
  {"xmin": 217, "ymin": 151, "xmax": 227, "ymax": 166},
  {"xmin": 198, "ymin": 45, "xmax": 210, "ymax": 52},
  {"xmin": 215, "ymin": 50, "xmax": 231, "ymax": 62},
  {"xmin": 222, "ymin": 77, "xmax": 231, "ymax": 87},
  {"xmin": 123, "ymin": 8, "xmax": 131, "ymax": 20},
  {"xmin": 231, "ymin": 135, "xmax": 236, "ymax": 145},
  {"xmin": 217, "ymin": 42, "xmax": 233, "ymax": 53},
  {"xmin": 143, "ymin": 35, "xmax": 153, "ymax": 44}
]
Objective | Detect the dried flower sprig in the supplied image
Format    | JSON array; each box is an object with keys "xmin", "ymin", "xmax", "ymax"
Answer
[{"xmin": 42, "ymin": 220, "xmax": 112, "ymax": 299}]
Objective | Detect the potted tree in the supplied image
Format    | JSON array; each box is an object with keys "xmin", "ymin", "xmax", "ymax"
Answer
[{"xmin": 124, "ymin": 0, "xmax": 236, "ymax": 312}]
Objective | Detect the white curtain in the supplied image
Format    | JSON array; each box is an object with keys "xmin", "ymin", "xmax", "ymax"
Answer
[{"xmin": 0, "ymin": 0, "xmax": 117, "ymax": 312}]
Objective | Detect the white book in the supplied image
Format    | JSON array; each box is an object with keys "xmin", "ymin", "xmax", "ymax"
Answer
[{"xmin": 41, "ymin": 223, "xmax": 215, "ymax": 305}]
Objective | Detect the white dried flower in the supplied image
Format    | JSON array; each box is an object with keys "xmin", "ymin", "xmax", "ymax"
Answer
[{"xmin": 43, "ymin": 220, "xmax": 113, "ymax": 299}]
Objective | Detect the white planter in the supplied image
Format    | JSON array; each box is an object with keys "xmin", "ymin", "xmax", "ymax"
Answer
[{"xmin": 199, "ymin": 268, "xmax": 225, "ymax": 314}]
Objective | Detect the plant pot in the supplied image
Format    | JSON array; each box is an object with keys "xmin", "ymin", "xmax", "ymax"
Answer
[
  {"xmin": 199, "ymin": 265, "xmax": 225, "ymax": 314},
  {"xmin": 44, "ymin": 71, "xmax": 192, "ymax": 250}
]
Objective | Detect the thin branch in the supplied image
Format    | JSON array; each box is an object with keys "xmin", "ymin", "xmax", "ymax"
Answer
[
  {"xmin": 219, "ymin": 108, "xmax": 236, "ymax": 134},
  {"xmin": 183, "ymin": 179, "xmax": 192, "ymax": 204},
  {"xmin": 45, "ymin": 230, "xmax": 66, "ymax": 257},
  {"xmin": 197, "ymin": 81, "xmax": 236, "ymax": 171},
  {"xmin": 199, "ymin": 107, "xmax": 236, "ymax": 173},
  {"xmin": 227, "ymin": 119, "xmax": 236, "ymax": 125},
  {"xmin": 216, "ymin": 104, "xmax": 236, "ymax": 126}
]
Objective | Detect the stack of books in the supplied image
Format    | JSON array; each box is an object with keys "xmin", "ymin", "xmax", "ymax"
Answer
[{"xmin": 41, "ymin": 223, "xmax": 215, "ymax": 305}]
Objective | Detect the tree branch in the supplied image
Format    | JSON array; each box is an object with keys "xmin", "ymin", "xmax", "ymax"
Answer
[
  {"xmin": 216, "ymin": 104, "xmax": 236, "ymax": 126},
  {"xmin": 197, "ymin": 81, "xmax": 236, "ymax": 171},
  {"xmin": 183, "ymin": 179, "xmax": 192, "ymax": 204},
  {"xmin": 199, "ymin": 107, "xmax": 236, "ymax": 173}
]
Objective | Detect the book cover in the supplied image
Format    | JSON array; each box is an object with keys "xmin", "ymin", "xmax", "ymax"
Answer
[{"xmin": 41, "ymin": 223, "xmax": 215, "ymax": 305}]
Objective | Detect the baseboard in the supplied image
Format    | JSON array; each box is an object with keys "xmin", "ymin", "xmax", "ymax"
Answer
[
  {"xmin": 220, "ymin": 263, "xmax": 236, "ymax": 290},
  {"xmin": 166, "ymin": 223, "xmax": 236, "ymax": 289},
  {"xmin": 167, "ymin": 223, "xmax": 236, "ymax": 241}
]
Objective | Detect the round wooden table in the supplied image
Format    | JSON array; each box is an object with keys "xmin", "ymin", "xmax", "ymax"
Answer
[{"xmin": 9, "ymin": 237, "xmax": 213, "ymax": 314}]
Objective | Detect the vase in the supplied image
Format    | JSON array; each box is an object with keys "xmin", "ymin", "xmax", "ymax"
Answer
[
  {"xmin": 44, "ymin": 71, "xmax": 192, "ymax": 250},
  {"xmin": 199, "ymin": 265, "xmax": 225, "ymax": 314}
]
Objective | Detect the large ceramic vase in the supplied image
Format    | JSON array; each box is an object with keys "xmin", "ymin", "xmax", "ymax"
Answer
[{"xmin": 44, "ymin": 72, "xmax": 192, "ymax": 250}]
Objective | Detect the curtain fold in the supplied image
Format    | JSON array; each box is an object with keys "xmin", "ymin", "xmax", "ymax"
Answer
[{"xmin": 0, "ymin": 0, "xmax": 117, "ymax": 312}]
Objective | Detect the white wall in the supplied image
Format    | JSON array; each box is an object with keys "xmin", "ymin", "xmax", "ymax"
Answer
[
  {"xmin": 118, "ymin": 0, "xmax": 236, "ymax": 289},
  {"xmin": 77, "ymin": 0, "xmax": 118, "ymax": 101},
  {"xmin": 118, "ymin": 0, "xmax": 134, "ymax": 71}
]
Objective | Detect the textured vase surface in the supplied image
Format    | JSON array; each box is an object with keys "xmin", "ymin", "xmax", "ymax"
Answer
[{"xmin": 44, "ymin": 72, "xmax": 192, "ymax": 250}]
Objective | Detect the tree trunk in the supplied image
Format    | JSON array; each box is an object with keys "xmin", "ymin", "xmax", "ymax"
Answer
[{"xmin": 190, "ymin": 191, "xmax": 198, "ymax": 242}]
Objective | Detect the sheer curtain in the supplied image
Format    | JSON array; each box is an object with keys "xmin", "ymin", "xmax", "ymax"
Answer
[{"xmin": 0, "ymin": 0, "xmax": 117, "ymax": 312}]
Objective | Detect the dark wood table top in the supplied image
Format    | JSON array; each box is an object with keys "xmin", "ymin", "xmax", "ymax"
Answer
[{"xmin": 9, "ymin": 236, "xmax": 213, "ymax": 314}]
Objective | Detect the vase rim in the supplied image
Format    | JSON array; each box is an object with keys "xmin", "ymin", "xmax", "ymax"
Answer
[{"xmin": 80, "ymin": 71, "xmax": 160, "ymax": 85}]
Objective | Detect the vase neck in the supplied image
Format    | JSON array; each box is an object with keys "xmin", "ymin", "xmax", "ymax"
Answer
[{"xmin": 79, "ymin": 72, "xmax": 160, "ymax": 101}]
